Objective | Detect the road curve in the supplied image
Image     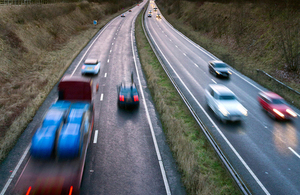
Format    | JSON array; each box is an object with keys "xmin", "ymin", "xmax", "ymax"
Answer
[{"xmin": 144, "ymin": 2, "xmax": 300, "ymax": 195}]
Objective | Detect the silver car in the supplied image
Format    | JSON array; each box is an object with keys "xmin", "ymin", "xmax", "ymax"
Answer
[{"xmin": 205, "ymin": 84, "xmax": 247, "ymax": 123}]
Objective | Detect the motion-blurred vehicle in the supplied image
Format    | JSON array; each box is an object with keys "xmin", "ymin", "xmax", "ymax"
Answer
[
  {"xmin": 148, "ymin": 14, "xmax": 152, "ymax": 17},
  {"xmin": 129, "ymin": 9, "xmax": 132, "ymax": 12},
  {"xmin": 154, "ymin": 7, "xmax": 157, "ymax": 12},
  {"xmin": 81, "ymin": 58, "xmax": 101, "ymax": 75},
  {"xmin": 14, "ymin": 76, "xmax": 94, "ymax": 195},
  {"xmin": 117, "ymin": 74, "xmax": 139, "ymax": 109},
  {"xmin": 121, "ymin": 13, "xmax": 125, "ymax": 17},
  {"xmin": 156, "ymin": 14, "xmax": 161, "ymax": 19},
  {"xmin": 258, "ymin": 91, "xmax": 298, "ymax": 120},
  {"xmin": 208, "ymin": 60, "xmax": 231, "ymax": 78},
  {"xmin": 149, "ymin": 10, "xmax": 152, "ymax": 13},
  {"xmin": 205, "ymin": 84, "xmax": 247, "ymax": 123}
]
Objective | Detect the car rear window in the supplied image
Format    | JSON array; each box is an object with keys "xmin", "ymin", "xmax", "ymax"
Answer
[{"xmin": 84, "ymin": 59, "xmax": 98, "ymax": 65}]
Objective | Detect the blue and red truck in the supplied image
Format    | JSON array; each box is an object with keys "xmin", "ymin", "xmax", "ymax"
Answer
[{"xmin": 13, "ymin": 75, "xmax": 94, "ymax": 195}]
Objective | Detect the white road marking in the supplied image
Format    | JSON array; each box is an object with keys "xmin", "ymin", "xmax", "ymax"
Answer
[
  {"xmin": 131, "ymin": 16, "xmax": 171, "ymax": 195},
  {"xmin": 93, "ymin": 130, "xmax": 98, "ymax": 144},
  {"xmin": 183, "ymin": 53, "xmax": 186, "ymax": 56},
  {"xmin": 107, "ymin": 59, "xmax": 109, "ymax": 63},
  {"xmin": 169, "ymin": 39, "xmax": 172, "ymax": 42},
  {"xmin": 114, "ymin": 37, "xmax": 115, "ymax": 39},
  {"xmin": 289, "ymin": 147, "xmax": 300, "ymax": 159},
  {"xmin": 175, "ymin": 45, "xmax": 178, "ymax": 48},
  {"xmin": 211, "ymin": 79, "xmax": 217, "ymax": 84},
  {"xmin": 112, "ymin": 43, "xmax": 114, "ymax": 45},
  {"xmin": 104, "ymin": 73, "xmax": 107, "ymax": 77},
  {"xmin": 100, "ymin": 93, "xmax": 103, "ymax": 101},
  {"xmin": 0, "ymin": 145, "xmax": 31, "ymax": 195},
  {"xmin": 146, "ymin": 20, "xmax": 270, "ymax": 195},
  {"xmin": 194, "ymin": 63, "xmax": 198, "ymax": 67},
  {"xmin": 110, "ymin": 50, "xmax": 112, "ymax": 53}
]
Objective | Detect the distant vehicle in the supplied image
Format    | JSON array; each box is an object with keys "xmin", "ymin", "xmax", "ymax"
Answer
[
  {"xmin": 81, "ymin": 58, "xmax": 101, "ymax": 75},
  {"xmin": 154, "ymin": 7, "xmax": 157, "ymax": 11},
  {"xmin": 205, "ymin": 84, "xmax": 247, "ymax": 123},
  {"xmin": 156, "ymin": 14, "xmax": 161, "ymax": 19},
  {"xmin": 149, "ymin": 10, "xmax": 152, "ymax": 13},
  {"xmin": 129, "ymin": 9, "xmax": 132, "ymax": 12},
  {"xmin": 208, "ymin": 60, "xmax": 231, "ymax": 78},
  {"xmin": 121, "ymin": 13, "xmax": 125, "ymax": 17},
  {"xmin": 258, "ymin": 91, "xmax": 298, "ymax": 120},
  {"xmin": 148, "ymin": 14, "xmax": 152, "ymax": 17}
]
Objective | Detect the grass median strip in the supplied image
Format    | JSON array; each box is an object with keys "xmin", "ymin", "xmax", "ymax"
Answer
[{"xmin": 135, "ymin": 8, "xmax": 240, "ymax": 195}]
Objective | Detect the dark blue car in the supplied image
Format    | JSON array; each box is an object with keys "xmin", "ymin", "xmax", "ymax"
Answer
[{"xmin": 117, "ymin": 82, "xmax": 139, "ymax": 109}]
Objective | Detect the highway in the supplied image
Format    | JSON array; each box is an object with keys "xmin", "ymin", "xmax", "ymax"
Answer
[
  {"xmin": 0, "ymin": 1, "xmax": 185, "ymax": 194},
  {"xmin": 145, "ymin": 2, "xmax": 300, "ymax": 195}
]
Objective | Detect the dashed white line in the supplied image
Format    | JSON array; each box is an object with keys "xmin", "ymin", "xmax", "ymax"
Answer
[
  {"xmin": 93, "ymin": 130, "xmax": 98, "ymax": 144},
  {"xmin": 194, "ymin": 63, "xmax": 199, "ymax": 67},
  {"xmin": 114, "ymin": 37, "xmax": 115, "ymax": 39},
  {"xmin": 104, "ymin": 73, "xmax": 107, "ymax": 77},
  {"xmin": 110, "ymin": 50, "xmax": 112, "ymax": 53},
  {"xmin": 112, "ymin": 43, "xmax": 114, "ymax": 45},
  {"xmin": 211, "ymin": 79, "xmax": 217, "ymax": 84},
  {"xmin": 183, "ymin": 53, "xmax": 186, "ymax": 56},
  {"xmin": 100, "ymin": 93, "xmax": 103, "ymax": 101},
  {"xmin": 107, "ymin": 59, "xmax": 109, "ymax": 63},
  {"xmin": 289, "ymin": 147, "xmax": 300, "ymax": 159},
  {"xmin": 175, "ymin": 45, "xmax": 178, "ymax": 48}
]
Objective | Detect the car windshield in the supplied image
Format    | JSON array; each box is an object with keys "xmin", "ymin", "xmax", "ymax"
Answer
[
  {"xmin": 271, "ymin": 98, "xmax": 285, "ymax": 104},
  {"xmin": 219, "ymin": 95, "xmax": 236, "ymax": 100},
  {"xmin": 214, "ymin": 63, "xmax": 227, "ymax": 68}
]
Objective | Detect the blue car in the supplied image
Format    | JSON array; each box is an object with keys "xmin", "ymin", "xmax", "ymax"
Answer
[
  {"xmin": 30, "ymin": 101, "xmax": 93, "ymax": 159},
  {"xmin": 117, "ymin": 82, "xmax": 139, "ymax": 109},
  {"xmin": 81, "ymin": 59, "xmax": 101, "ymax": 75}
]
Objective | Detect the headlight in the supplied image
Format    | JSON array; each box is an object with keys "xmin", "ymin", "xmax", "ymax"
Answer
[
  {"xmin": 228, "ymin": 71, "xmax": 232, "ymax": 75},
  {"xmin": 218, "ymin": 105, "xmax": 229, "ymax": 116},
  {"xmin": 215, "ymin": 71, "xmax": 220, "ymax": 74},
  {"xmin": 273, "ymin": 109, "xmax": 285, "ymax": 118},
  {"xmin": 286, "ymin": 109, "xmax": 297, "ymax": 117},
  {"xmin": 237, "ymin": 105, "xmax": 247, "ymax": 116}
]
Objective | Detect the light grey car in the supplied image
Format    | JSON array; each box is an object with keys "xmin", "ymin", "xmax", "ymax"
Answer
[{"xmin": 205, "ymin": 84, "xmax": 247, "ymax": 123}]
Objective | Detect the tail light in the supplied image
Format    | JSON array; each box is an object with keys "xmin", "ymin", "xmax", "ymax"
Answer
[
  {"xmin": 94, "ymin": 66, "xmax": 98, "ymax": 70},
  {"xmin": 82, "ymin": 65, "xmax": 85, "ymax": 69},
  {"xmin": 134, "ymin": 95, "xmax": 139, "ymax": 102},
  {"xmin": 119, "ymin": 95, "xmax": 124, "ymax": 101},
  {"xmin": 69, "ymin": 186, "xmax": 73, "ymax": 195},
  {"xmin": 26, "ymin": 186, "xmax": 32, "ymax": 195}
]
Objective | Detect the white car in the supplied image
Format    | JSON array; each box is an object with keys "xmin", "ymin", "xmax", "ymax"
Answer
[{"xmin": 205, "ymin": 84, "xmax": 247, "ymax": 123}]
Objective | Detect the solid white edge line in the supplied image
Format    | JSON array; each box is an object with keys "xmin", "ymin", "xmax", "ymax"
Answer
[
  {"xmin": 0, "ymin": 145, "xmax": 31, "ymax": 195},
  {"xmin": 146, "ymin": 12, "xmax": 270, "ymax": 195},
  {"xmin": 131, "ymin": 11, "xmax": 171, "ymax": 195},
  {"xmin": 71, "ymin": 17, "xmax": 118, "ymax": 76},
  {"xmin": 100, "ymin": 93, "xmax": 103, "ymax": 101},
  {"xmin": 93, "ymin": 130, "xmax": 99, "ymax": 144},
  {"xmin": 288, "ymin": 147, "xmax": 300, "ymax": 159}
]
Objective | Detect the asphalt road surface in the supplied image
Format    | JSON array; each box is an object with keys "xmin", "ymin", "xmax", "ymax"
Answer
[
  {"xmin": 0, "ymin": 1, "xmax": 185, "ymax": 195},
  {"xmin": 145, "ymin": 2, "xmax": 300, "ymax": 195}
]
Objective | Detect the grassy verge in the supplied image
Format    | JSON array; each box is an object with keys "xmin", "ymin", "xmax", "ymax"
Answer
[
  {"xmin": 135, "ymin": 7, "xmax": 240, "ymax": 195},
  {"xmin": 0, "ymin": 2, "xmax": 138, "ymax": 163}
]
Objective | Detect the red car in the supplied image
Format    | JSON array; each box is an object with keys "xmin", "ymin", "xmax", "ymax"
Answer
[{"xmin": 258, "ymin": 91, "xmax": 298, "ymax": 120}]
